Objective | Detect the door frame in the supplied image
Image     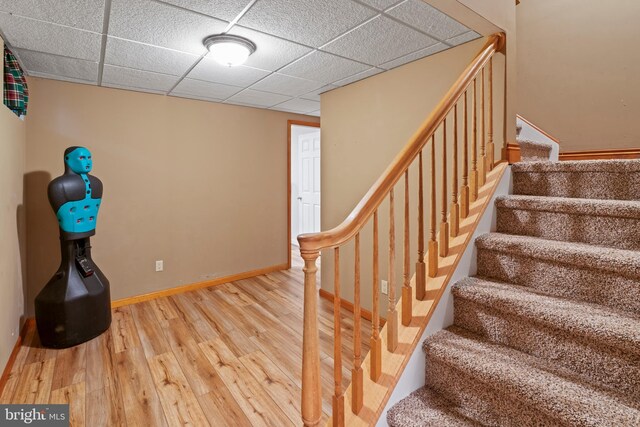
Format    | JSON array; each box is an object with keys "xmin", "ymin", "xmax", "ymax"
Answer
[{"xmin": 287, "ymin": 119, "xmax": 321, "ymax": 269}]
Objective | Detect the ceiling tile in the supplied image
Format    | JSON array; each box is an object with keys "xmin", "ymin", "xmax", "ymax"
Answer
[
  {"xmin": 109, "ymin": 0, "xmax": 227, "ymax": 55},
  {"xmin": 279, "ymin": 51, "xmax": 369, "ymax": 85},
  {"xmin": 188, "ymin": 57, "xmax": 270, "ymax": 87},
  {"xmin": 333, "ymin": 67, "xmax": 383, "ymax": 86},
  {"xmin": 447, "ymin": 31, "xmax": 480, "ymax": 46},
  {"xmin": 0, "ymin": 0, "xmax": 105, "ymax": 32},
  {"xmin": 171, "ymin": 78, "xmax": 243, "ymax": 100},
  {"xmin": 158, "ymin": 0, "xmax": 248, "ymax": 21},
  {"xmin": 308, "ymin": 109, "xmax": 320, "ymax": 117},
  {"xmin": 105, "ymin": 37, "xmax": 199, "ymax": 76},
  {"xmin": 251, "ymin": 73, "xmax": 323, "ymax": 97},
  {"xmin": 0, "ymin": 13, "xmax": 102, "ymax": 61},
  {"xmin": 271, "ymin": 98, "xmax": 320, "ymax": 113},
  {"xmin": 358, "ymin": 0, "xmax": 401, "ymax": 10},
  {"xmin": 238, "ymin": 0, "xmax": 376, "ymax": 47},
  {"xmin": 170, "ymin": 92, "xmax": 225, "ymax": 103},
  {"xmin": 102, "ymin": 83, "xmax": 168, "ymax": 95},
  {"xmin": 322, "ymin": 15, "xmax": 436, "ymax": 66},
  {"xmin": 226, "ymin": 89, "xmax": 291, "ymax": 108},
  {"xmin": 15, "ymin": 49, "xmax": 98, "ymax": 82},
  {"xmin": 227, "ymin": 25, "xmax": 312, "ymax": 72},
  {"xmin": 300, "ymin": 84, "xmax": 338, "ymax": 101},
  {"xmin": 379, "ymin": 42, "xmax": 448, "ymax": 69},
  {"xmin": 102, "ymin": 64, "xmax": 179, "ymax": 92},
  {"xmin": 27, "ymin": 71, "xmax": 97, "ymax": 85},
  {"xmin": 387, "ymin": 0, "xmax": 469, "ymax": 40}
]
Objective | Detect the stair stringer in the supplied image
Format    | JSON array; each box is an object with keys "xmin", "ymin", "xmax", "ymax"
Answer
[{"xmin": 376, "ymin": 165, "xmax": 513, "ymax": 426}]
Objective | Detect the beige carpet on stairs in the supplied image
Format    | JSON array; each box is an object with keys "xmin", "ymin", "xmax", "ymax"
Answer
[{"xmin": 387, "ymin": 159, "xmax": 640, "ymax": 427}]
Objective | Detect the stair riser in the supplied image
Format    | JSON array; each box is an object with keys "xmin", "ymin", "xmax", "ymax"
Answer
[
  {"xmin": 513, "ymin": 171, "xmax": 640, "ymax": 200},
  {"xmin": 454, "ymin": 298, "xmax": 640, "ymax": 397},
  {"xmin": 476, "ymin": 249, "xmax": 640, "ymax": 316},
  {"xmin": 496, "ymin": 207, "xmax": 640, "ymax": 250},
  {"xmin": 424, "ymin": 358, "xmax": 559, "ymax": 427}
]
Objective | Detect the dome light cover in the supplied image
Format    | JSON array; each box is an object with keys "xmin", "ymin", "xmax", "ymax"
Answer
[{"xmin": 204, "ymin": 34, "xmax": 257, "ymax": 67}]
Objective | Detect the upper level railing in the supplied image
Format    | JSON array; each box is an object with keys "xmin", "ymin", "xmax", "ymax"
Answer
[{"xmin": 297, "ymin": 33, "xmax": 507, "ymax": 427}]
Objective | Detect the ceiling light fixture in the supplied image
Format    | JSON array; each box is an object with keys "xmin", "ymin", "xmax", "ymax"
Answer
[{"xmin": 204, "ymin": 34, "xmax": 256, "ymax": 67}]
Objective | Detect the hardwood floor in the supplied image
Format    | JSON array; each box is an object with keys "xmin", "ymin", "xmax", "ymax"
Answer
[{"xmin": 1, "ymin": 248, "xmax": 370, "ymax": 426}]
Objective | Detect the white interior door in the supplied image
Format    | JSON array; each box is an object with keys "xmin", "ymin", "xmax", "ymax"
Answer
[{"xmin": 298, "ymin": 130, "xmax": 321, "ymax": 235}]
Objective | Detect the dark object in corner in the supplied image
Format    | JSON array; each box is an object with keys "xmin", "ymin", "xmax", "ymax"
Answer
[{"xmin": 35, "ymin": 146, "xmax": 111, "ymax": 348}]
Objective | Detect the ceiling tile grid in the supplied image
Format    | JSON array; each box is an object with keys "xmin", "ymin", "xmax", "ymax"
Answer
[
  {"xmin": 238, "ymin": 0, "xmax": 377, "ymax": 48},
  {"xmin": 225, "ymin": 88, "xmax": 291, "ymax": 108},
  {"xmin": 321, "ymin": 15, "xmax": 438, "ymax": 67},
  {"xmin": 270, "ymin": 97, "xmax": 320, "ymax": 114},
  {"xmin": 0, "ymin": 0, "xmax": 480, "ymax": 117},
  {"xmin": 104, "ymin": 37, "xmax": 200, "ymax": 77},
  {"xmin": 14, "ymin": 48, "xmax": 99, "ymax": 83},
  {"xmin": 251, "ymin": 73, "xmax": 324, "ymax": 97},
  {"xmin": 172, "ymin": 78, "xmax": 244, "ymax": 101},
  {"xmin": 0, "ymin": 13, "xmax": 102, "ymax": 61},
  {"xmin": 102, "ymin": 64, "xmax": 180, "ymax": 93},
  {"xmin": 278, "ymin": 50, "xmax": 370, "ymax": 85},
  {"xmin": 188, "ymin": 57, "xmax": 271, "ymax": 87},
  {"xmin": 0, "ymin": 0, "xmax": 106, "ymax": 33},
  {"xmin": 387, "ymin": 0, "xmax": 469, "ymax": 40}
]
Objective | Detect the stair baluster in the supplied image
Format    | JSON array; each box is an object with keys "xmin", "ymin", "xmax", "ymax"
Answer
[
  {"xmin": 487, "ymin": 57, "xmax": 494, "ymax": 171},
  {"xmin": 370, "ymin": 210, "xmax": 382, "ymax": 381},
  {"xmin": 428, "ymin": 135, "xmax": 438, "ymax": 277},
  {"xmin": 479, "ymin": 66, "xmax": 487, "ymax": 186},
  {"xmin": 471, "ymin": 78, "xmax": 479, "ymax": 202},
  {"xmin": 451, "ymin": 103, "xmax": 460, "ymax": 237},
  {"xmin": 402, "ymin": 171, "xmax": 412, "ymax": 325},
  {"xmin": 461, "ymin": 90, "xmax": 470, "ymax": 218},
  {"xmin": 387, "ymin": 190, "xmax": 398, "ymax": 351},
  {"xmin": 332, "ymin": 248, "xmax": 344, "ymax": 426},
  {"xmin": 351, "ymin": 234, "xmax": 363, "ymax": 414},
  {"xmin": 440, "ymin": 119, "xmax": 449, "ymax": 256},
  {"xmin": 416, "ymin": 152, "xmax": 426, "ymax": 300}
]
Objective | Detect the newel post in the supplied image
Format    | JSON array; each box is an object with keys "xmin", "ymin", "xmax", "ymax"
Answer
[{"xmin": 301, "ymin": 250, "xmax": 322, "ymax": 427}]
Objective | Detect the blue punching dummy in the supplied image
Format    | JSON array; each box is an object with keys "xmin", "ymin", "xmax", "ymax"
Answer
[{"xmin": 35, "ymin": 146, "xmax": 111, "ymax": 348}]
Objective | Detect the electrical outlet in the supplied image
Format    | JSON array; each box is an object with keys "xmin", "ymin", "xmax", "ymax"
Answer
[
  {"xmin": 155, "ymin": 260, "xmax": 164, "ymax": 272},
  {"xmin": 381, "ymin": 279, "xmax": 388, "ymax": 295}
]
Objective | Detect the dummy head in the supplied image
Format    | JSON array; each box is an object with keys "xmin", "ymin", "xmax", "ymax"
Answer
[{"xmin": 64, "ymin": 146, "xmax": 93, "ymax": 174}]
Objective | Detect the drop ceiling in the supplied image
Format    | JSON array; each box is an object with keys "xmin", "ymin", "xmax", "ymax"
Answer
[{"xmin": 0, "ymin": 0, "xmax": 479, "ymax": 117}]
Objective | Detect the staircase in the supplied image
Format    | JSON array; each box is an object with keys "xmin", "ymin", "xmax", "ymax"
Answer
[{"xmin": 387, "ymin": 159, "xmax": 640, "ymax": 426}]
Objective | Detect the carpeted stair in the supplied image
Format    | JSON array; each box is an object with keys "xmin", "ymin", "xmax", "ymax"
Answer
[
  {"xmin": 517, "ymin": 139, "xmax": 553, "ymax": 162},
  {"xmin": 387, "ymin": 159, "xmax": 640, "ymax": 426}
]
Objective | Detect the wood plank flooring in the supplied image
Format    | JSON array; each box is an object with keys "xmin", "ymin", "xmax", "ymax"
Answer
[{"xmin": 1, "ymin": 248, "xmax": 370, "ymax": 426}]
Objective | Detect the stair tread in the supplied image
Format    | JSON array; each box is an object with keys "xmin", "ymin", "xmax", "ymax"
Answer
[
  {"xmin": 453, "ymin": 277, "xmax": 640, "ymax": 355},
  {"xmin": 512, "ymin": 159, "xmax": 640, "ymax": 173},
  {"xmin": 496, "ymin": 194, "xmax": 640, "ymax": 218},
  {"xmin": 518, "ymin": 139, "xmax": 554, "ymax": 150},
  {"xmin": 476, "ymin": 232, "xmax": 640, "ymax": 278},
  {"xmin": 424, "ymin": 328, "xmax": 640, "ymax": 426},
  {"xmin": 387, "ymin": 387, "xmax": 480, "ymax": 427}
]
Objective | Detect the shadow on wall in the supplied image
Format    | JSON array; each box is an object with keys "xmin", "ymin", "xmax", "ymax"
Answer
[
  {"xmin": 25, "ymin": 171, "xmax": 58, "ymax": 316},
  {"xmin": 16, "ymin": 203, "xmax": 28, "ymax": 325}
]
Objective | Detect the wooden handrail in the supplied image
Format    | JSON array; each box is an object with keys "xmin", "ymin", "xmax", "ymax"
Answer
[
  {"xmin": 298, "ymin": 33, "xmax": 505, "ymax": 254},
  {"xmin": 299, "ymin": 33, "xmax": 506, "ymax": 427}
]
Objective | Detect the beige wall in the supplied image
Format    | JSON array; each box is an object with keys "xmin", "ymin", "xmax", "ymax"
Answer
[
  {"xmin": 320, "ymin": 38, "xmax": 506, "ymax": 311},
  {"xmin": 517, "ymin": 0, "xmax": 640, "ymax": 151},
  {"xmin": 428, "ymin": 0, "xmax": 517, "ymax": 145},
  {"xmin": 25, "ymin": 78, "xmax": 318, "ymax": 315},
  {"xmin": 0, "ymin": 39, "xmax": 27, "ymax": 371}
]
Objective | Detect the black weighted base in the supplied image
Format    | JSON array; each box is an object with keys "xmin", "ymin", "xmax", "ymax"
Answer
[{"xmin": 35, "ymin": 238, "xmax": 111, "ymax": 348}]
